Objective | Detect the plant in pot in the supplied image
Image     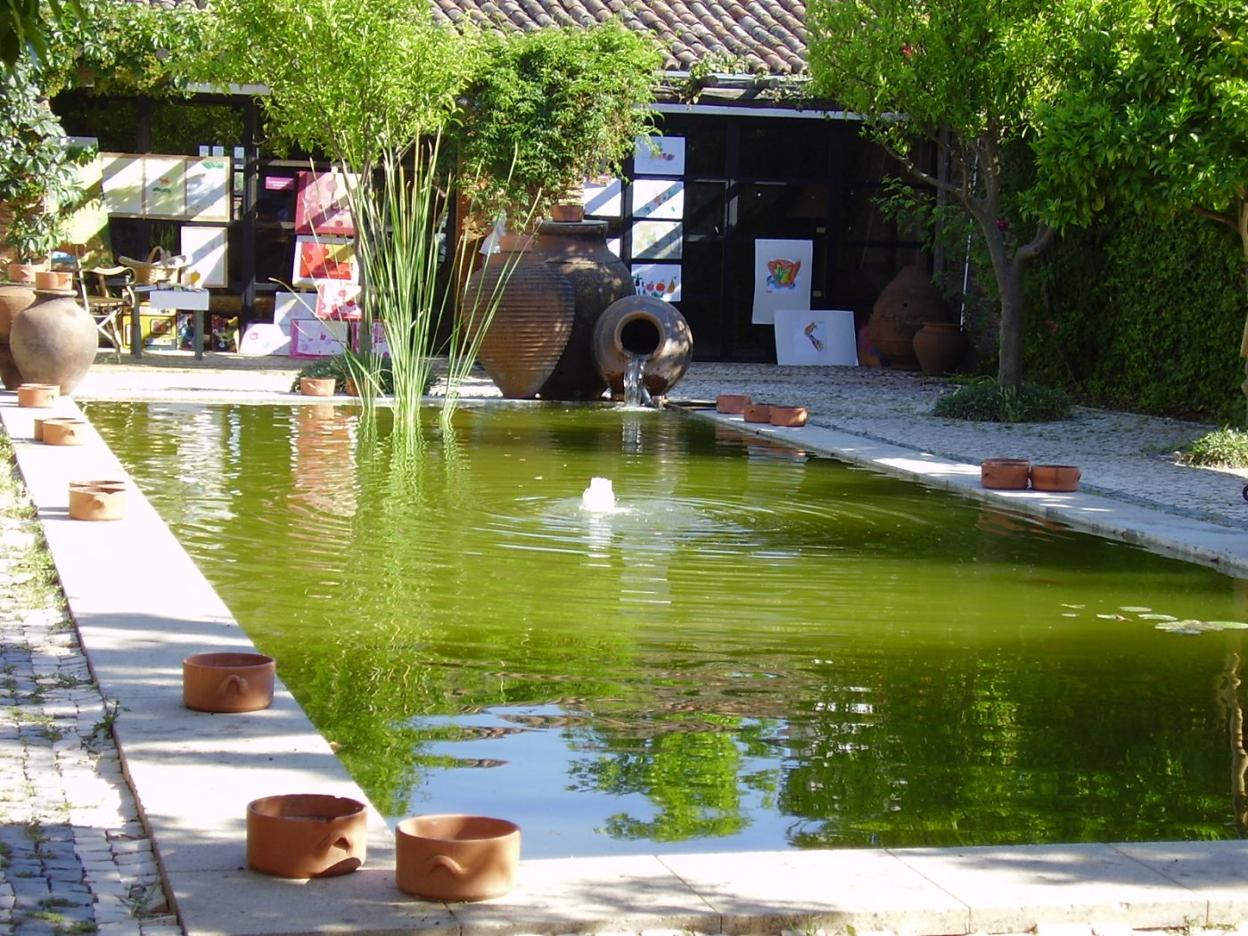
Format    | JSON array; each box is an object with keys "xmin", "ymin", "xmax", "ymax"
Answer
[{"xmin": 3, "ymin": 212, "xmax": 66, "ymax": 286}]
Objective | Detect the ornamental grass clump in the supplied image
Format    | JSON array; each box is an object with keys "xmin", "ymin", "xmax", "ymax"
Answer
[
  {"xmin": 934, "ymin": 379, "xmax": 1071, "ymax": 422},
  {"xmin": 1178, "ymin": 428, "xmax": 1248, "ymax": 469}
]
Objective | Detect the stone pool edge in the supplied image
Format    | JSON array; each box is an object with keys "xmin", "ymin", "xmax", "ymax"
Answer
[{"xmin": 6, "ymin": 391, "xmax": 1248, "ymax": 936}]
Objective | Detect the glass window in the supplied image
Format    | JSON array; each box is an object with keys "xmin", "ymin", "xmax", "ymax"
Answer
[
  {"xmin": 685, "ymin": 182, "xmax": 727, "ymax": 236},
  {"xmin": 737, "ymin": 121, "xmax": 830, "ymax": 178}
]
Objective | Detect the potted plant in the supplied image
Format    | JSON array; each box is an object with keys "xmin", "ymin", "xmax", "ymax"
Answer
[{"xmin": 4, "ymin": 212, "xmax": 66, "ymax": 286}]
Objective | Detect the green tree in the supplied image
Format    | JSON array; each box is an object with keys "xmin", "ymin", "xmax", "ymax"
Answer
[{"xmin": 807, "ymin": 0, "xmax": 1095, "ymax": 388}]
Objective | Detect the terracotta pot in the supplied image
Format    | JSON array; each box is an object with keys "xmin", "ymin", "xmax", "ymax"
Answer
[
  {"xmin": 868, "ymin": 265, "xmax": 948, "ymax": 370},
  {"xmin": 6, "ymin": 263, "xmax": 41, "ymax": 285},
  {"xmin": 182, "ymin": 651, "xmax": 276, "ymax": 713},
  {"xmin": 9, "ymin": 296, "xmax": 97, "ymax": 394},
  {"xmin": 743, "ymin": 403, "xmax": 772, "ymax": 423},
  {"xmin": 345, "ymin": 378, "xmax": 359, "ymax": 397},
  {"xmin": 912, "ymin": 321, "xmax": 967, "ymax": 376},
  {"xmin": 17, "ymin": 383, "xmax": 58, "ymax": 408},
  {"xmin": 0, "ymin": 283, "xmax": 39, "ymax": 341},
  {"xmin": 590, "ymin": 295, "xmax": 692, "ymax": 399},
  {"xmin": 462, "ymin": 242, "xmax": 577, "ymax": 399},
  {"xmin": 769, "ymin": 405, "xmax": 808, "ymax": 428},
  {"xmin": 716, "ymin": 393, "xmax": 750, "ymax": 414},
  {"xmin": 34, "ymin": 270, "xmax": 74, "ymax": 292},
  {"xmin": 981, "ymin": 458, "xmax": 1030, "ymax": 490},
  {"xmin": 0, "ymin": 345, "xmax": 22, "ymax": 390},
  {"xmin": 68, "ymin": 481, "xmax": 127, "ymax": 521},
  {"xmin": 299, "ymin": 376, "xmax": 336, "ymax": 397},
  {"xmin": 395, "ymin": 814, "xmax": 520, "ymax": 902},
  {"xmin": 41, "ymin": 417, "xmax": 86, "ymax": 446},
  {"xmin": 33, "ymin": 416, "xmax": 47, "ymax": 442},
  {"xmin": 1030, "ymin": 464, "xmax": 1081, "ymax": 492},
  {"xmin": 550, "ymin": 203, "xmax": 584, "ymax": 223},
  {"xmin": 247, "ymin": 794, "xmax": 367, "ymax": 879}
]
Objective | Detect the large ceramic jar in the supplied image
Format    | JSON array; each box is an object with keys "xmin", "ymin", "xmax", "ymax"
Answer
[
  {"xmin": 868, "ymin": 265, "xmax": 948, "ymax": 370},
  {"xmin": 912, "ymin": 321, "xmax": 967, "ymax": 376},
  {"xmin": 0, "ymin": 284, "xmax": 40, "ymax": 389},
  {"xmin": 534, "ymin": 220, "xmax": 633, "ymax": 400},
  {"xmin": 591, "ymin": 295, "xmax": 693, "ymax": 399},
  {"xmin": 9, "ymin": 296, "xmax": 98, "ymax": 394},
  {"xmin": 461, "ymin": 237, "xmax": 577, "ymax": 399}
]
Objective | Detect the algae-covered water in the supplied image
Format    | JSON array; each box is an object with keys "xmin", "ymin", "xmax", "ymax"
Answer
[{"xmin": 88, "ymin": 402, "xmax": 1248, "ymax": 857}]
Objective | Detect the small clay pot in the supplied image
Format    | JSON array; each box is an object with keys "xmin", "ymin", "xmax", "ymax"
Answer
[
  {"xmin": 247, "ymin": 794, "xmax": 367, "ymax": 879},
  {"xmin": 1030, "ymin": 464, "xmax": 1081, "ymax": 492},
  {"xmin": 34, "ymin": 270, "xmax": 74, "ymax": 292},
  {"xmin": 981, "ymin": 458, "xmax": 1031, "ymax": 490},
  {"xmin": 68, "ymin": 480, "xmax": 127, "ymax": 521},
  {"xmin": 769, "ymin": 405, "xmax": 808, "ymax": 428},
  {"xmin": 395, "ymin": 814, "xmax": 521, "ymax": 902},
  {"xmin": 550, "ymin": 203, "xmax": 585, "ymax": 223},
  {"xmin": 6, "ymin": 263, "xmax": 41, "ymax": 285},
  {"xmin": 299, "ymin": 376, "xmax": 336, "ymax": 397},
  {"xmin": 33, "ymin": 416, "xmax": 47, "ymax": 442},
  {"xmin": 17, "ymin": 383, "xmax": 58, "ymax": 408},
  {"xmin": 345, "ymin": 378, "xmax": 359, "ymax": 397},
  {"xmin": 41, "ymin": 418, "xmax": 87, "ymax": 446},
  {"xmin": 743, "ymin": 402, "xmax": 772, "ymax": 423},
  {"xmin": 716, "ymin": 394, "xmax": 750, "ymax": 414},
  {"xmin": 182, "ymin": 652, "xmax": 276, "ymax": 713}
]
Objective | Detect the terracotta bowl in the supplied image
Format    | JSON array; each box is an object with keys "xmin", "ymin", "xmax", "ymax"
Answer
[
  {"xmin": 33, "ymin": 416, "xmax": 47, "ymax": 442},
  {"xmin": 396, "ymin": 814, "xmax": 521, "ymax": 902},
  {"xmin": 715, "ymin": 393, "xmax": 751, "ymax": 414},
  {"xmin": 68, "ymin": 480, "xmax": 127, "ymax": 521},
  {"xmin": 769, "ymin": 405, "xmax": 808, "ymax": 428},
  {"xmin": 246, "ymin": 794, "xmax": 367, "ymax": 879},
  {"xmin": 17, "ymin": 383, "xmax": 59, "ymax": 408},
  {"xmin": 980, "ymin": 458, "xmax": 1031, "ymax": 490},
  {"xmin": 1030, "ymin": 464, "xmax": 1081, "ymax": 492},
  {"xmin": 182, "ymin": 651, "xmax": 276, "ymax": 713},
  {"xmin": 743, "ymin": 402, "xmax": 772, "ymax": 423},
  {"xmin": 41, "ymin": 417, "xmax": 87, "ymax": 446},
  {"xmin": 299, "ymin": 376, "xmax": 336, "ymax": 397}
]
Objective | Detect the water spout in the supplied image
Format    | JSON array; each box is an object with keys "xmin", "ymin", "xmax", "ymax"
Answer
[
  {"xmin": 581, "ymin": 477, "xmax": 617, "ymax": 512},
  {"xmin": 622, "ymin": 354, "xmax": 652, "ymax": 408}
]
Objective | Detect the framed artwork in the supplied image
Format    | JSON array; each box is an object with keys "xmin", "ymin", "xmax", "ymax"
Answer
[
  {"xmin": 315, "ymin": 282, "xmax": 362, "ymax": 320},
  {"xmin": 352, "ymin": 322, "xmax": 391, "ymax": 357},
  {"xmin": 294, "ymin": 170, "xmax": 356, "ymax": 236},
  {"xmin": 752, "ymin": 238, "xmax": 813, "ymax": 324},
  {"xmin": 100, "ymin": 154, "xmax": 144, "ymax": 215},
  {"xmin": 634, "ymin": 135, "xmax": 686, "ymax": 175},
  {"xmin": 180, "ymin": 225, "xmax": 228, "ymax": 288},
  {"xmin": 274, "ymin": 291, "xmax": 318, "ymax": 333},
  {"xmin": 239, "ymin": 323, "xmax": 290, "ymax": 356},
  {"xmin": 630, "ymin": 179, "xmax": 684, "ymax": 220},
  {"xmin": 631, "ymin": 263, "xmax": 681, "ymax": 302},
  {"xmin": 291, "ymin": 236, "xmax": 358, "ymax": 286},
  {"xmin": 773, "ymin": 309, "xmax": 858, "ymax": 366},
  {"xmin": 185, "ymin": 156, "xmax": 231, "ymax": 221},
  {"xmin": 582, "ymin": 177, "xmax": 622, "ymax": 218},
  {"xmin": 144, "ymin": 156, "xmax": 187, "ymax": 217},
  {"xmin": 631, "ymin": 220, "xmax": 682, "ymax": 260},
  {"xmin": 290, "ymin": 318, "xmax": 348, "ymax": 358}
]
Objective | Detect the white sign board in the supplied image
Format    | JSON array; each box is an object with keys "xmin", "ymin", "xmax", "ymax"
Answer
[
  {"xmin": 180, "ymin": 225, "xmax": 228, "ymax": 288},
  {"xmin": 773, "ymin": 309, "xmax": 858, "ymax": 366}
]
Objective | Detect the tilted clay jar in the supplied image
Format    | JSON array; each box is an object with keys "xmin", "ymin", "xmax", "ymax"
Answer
[
  {"xmin": 68, "ymin": 480, "xmax": 127, "ymax": 521},
  {"xmin": 912, "ymin": 321, "xmax": 967, "ymax": 376},
  {"xmin": 743, "ymin": 403, "xmax": 772, "ymax": 423},
  {"xmin": 41, "ymin": 418, "xmax": 87, "ymax": 446},
  {"xmin": 1030, "ymin": 464, "xmax": 1081, "ymax": 492},
  {"xmin": 395, "ymin": 814, "xmax": 520, "ymax": 902},
  {"xmin": 182, "ymin": 652, "xmax": 276, "ymax": 713},
  {"xmin": 9, "ymin": 296, "xmax": 97, "ymax": 394},
  {"xmin": 17, "ymin": 383, "xmax": 59, "ymax": 408},
  {"xmin": 716, "ymin": 394, "xmax": 750, "ymax": 414},
  {"xmin": 769, "ymin": 405, "xmax": 809, "ymax": 428},
  {"xmin": 299, "ymin": 376, "xmax": 336, "ymax": 397},
  {"xmin": 246, "ymin": 794, "xmax": 367, "ymax": 879},
  {"xmin": 868, "ymin": 265, "xmax": 948, "ymax": 370},
  {"xmin": 590, "ymin": 295, "xmax": 693, "ymax": 399},
  {"xmin": 980, "ymin": 458, "xmax": 1031, "ymax": 490},
  {"xmin": 0, "ymin": 284, "xmax": 41, "ymax": 390}
]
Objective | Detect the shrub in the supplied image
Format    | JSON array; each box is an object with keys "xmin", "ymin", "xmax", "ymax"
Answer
[
  {"xmin": 292, "ymin": 354, "xmax": 397, "ymax": 395},
  {"xmin": 1178, "ymin": 428, "xmax": 1248, "ymax": 469},
  {"xmin": 933, "ymin": 380, "xmax": 1072, "ymax": 422}
]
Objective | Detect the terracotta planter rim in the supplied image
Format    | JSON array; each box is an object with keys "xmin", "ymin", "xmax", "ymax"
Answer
[
  {"xmin": 247, "ymin": 793, "xmax": 366, "ymax": 822},
  {"xmin": 397, "ymin": 814, "xmax": 519, "ymax": 843},
  {"xmin": 183, "ymin": 651, "xmax": 275, "ymax": 670}
]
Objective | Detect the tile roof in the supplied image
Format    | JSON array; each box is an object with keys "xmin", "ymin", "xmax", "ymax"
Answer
[{"xmin": 427, "ymin": 0, "xmax": 809, "ymax": 75}]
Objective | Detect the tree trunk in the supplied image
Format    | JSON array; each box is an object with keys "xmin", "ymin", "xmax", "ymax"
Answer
[{"xmin": 997, "ymin": 265, "xmax": 1027, "ymax": 389}]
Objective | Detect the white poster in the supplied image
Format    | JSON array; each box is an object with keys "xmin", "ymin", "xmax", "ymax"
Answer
[
  {"xmin": 144, "ymin": 156, "xmax": 187, "ymax": 217},
  {"xmin": 631, "ymin": 220, "xmax": 682, "ymax": 260},
  {"xmin": 582, "ymin": 177, "xmax": 622, "ymax": 218},
  {"xmin": 100, "ymin": 153, "xmax": 144, "ymax": 215},
  {"xmin": 274, "ymin": 291, "xmax": 318, "ymax": 333},
  {"xmin": 185, "ymin": 156, "xmax": 231, "ymax": 221},
  {"xmin": 631, "ymin": 263, "xmax": 681, "ymax": 302},
  {"xmin": 180, "ymin": 225, "xmax": 228, "ymax": 288},
  {"xmin": 630, "ymin": 178, "xmax": 684, "ymax": 220},
  {"xmin": 773, "ymin": 309, "xmax": 858, "ymax": 366},
  {"xmin": 752, "ymin": 238, "xmax": 813, "ymax": 325},
  {"xmin": 634, "ymin": 135, "xmax": 685, "ymax": 175},
  {"xmin": 239, "ymin": 323, "xmax": 290, "ymax": 356},
  {"xmin": 289, "ymin": 318, "xmax": 348, "ymax": 358}
]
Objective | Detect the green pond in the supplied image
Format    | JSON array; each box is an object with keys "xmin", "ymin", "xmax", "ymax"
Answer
[{"xmin": 88, "ymin": 401, "xmax": 1248, "ymax": 857}]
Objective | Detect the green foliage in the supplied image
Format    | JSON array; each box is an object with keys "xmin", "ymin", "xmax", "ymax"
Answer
[
  {"xmin": 0, "ymin": 0, "xmax": 82, "ymax": 68},
  {"xmin": 1024, "ymin": 203, "xmax": 1244, "ymax": 422},
  {"xmin": 933, "ymin": 379, "xmax": 1072, "ymax": 422},
  {"xmin": 456, "ymin": 24, "xmax": 661, "ymax": 221},
  {"xmin": 1179, "ymin": 427, "xmax": 1248, "ymax": 469},
  {"xmin": 292, "ymin": 353, "xmax": 398, "ymax": 395}
]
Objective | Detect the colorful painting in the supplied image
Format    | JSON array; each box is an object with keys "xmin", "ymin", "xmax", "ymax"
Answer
[
  {"xmin": 633, "ymin": 135, "xmax": 686, "ymax": 175},
  {"xmin": 294, "ymin": 170, "xmax": 356, "ymax": 236},
  {"xmin": 144, "ymin": 156, "xmax": 187, "ymax": 217},
  {"xmin": 315, "ymin": 282, "xmax": 362, "ymax": 320},
  {"xmin": 752, "ymin": 239, "xmax": 813, "ymax": 324},
  {"xmin": 185, "ymin": 156, "xmax": 231, "ymax": 221},
  {"xmin": 631, "ymin": 220, "xmax": 682, "ymax": 260},
  {"xmin": 630, "ymin": 179, "xmax": 684, "ymax": 220},
  {"xmin": 291, "ymin": 236, "xmax": 358, "ymax": 286},
  {"xmin": 352, "ymin": 322, "xmax": 391, "ymax": 357},
  {"xmin": 582, "ymin": 177, "xmax": 622, "ymax": 218},
  {"xmin": 773, "ymin": 309, "xmax": 858, "ymax": 366},
  {"xmin": 289, "ymin": 318, "xmax": 349, "ymax": 358},
  {"xmin": 631, "ymin": 263, "xmax": 681, "ymax": 302}
]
